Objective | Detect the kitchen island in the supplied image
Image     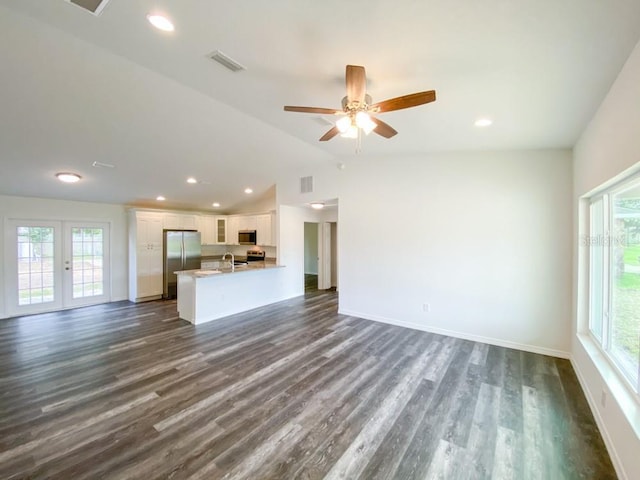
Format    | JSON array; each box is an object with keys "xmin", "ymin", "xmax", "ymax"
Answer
[{"xmin": 175, "ymin": 263, "xmax": 286, "ymax": 324}]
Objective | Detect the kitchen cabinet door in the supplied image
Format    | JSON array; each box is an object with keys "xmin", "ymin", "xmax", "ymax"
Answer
[
  {"xmin": 181, "ymin": 215, "xmax": 198, "ymax": 230},
  {"xmin": 136, "ymin": 213, "xmax": 163, "ymax": 252},
  {"xmin": 136, "ymin": 243, "xmax": 163, "ymax": 298},
  {"xmin": 237, "ymin": 215, "xmax": 257, "ymax": 232},
  {"xmin": 198, "ymin": 216, "xmax": 216, "ymax": 244},
  {"xmin": 226, "ymin": 216, "xmax": 240, "ymax": 245},
  {"xmin": 256, "ymin": 214, "xmax": 273, "ymax": 246},
  {"xmin": 132, "ymin": 212, "xmax": 164, "ymax": 299},
  {"xmin": 163, "ymin": 213, "xmax": 180, "ymax": 230},
  {"xmin": 163, "ymin": 213, "xmax": 198, "ymax": 230},
  {"xmin": 215, "ymin": 217, "xmax": 227, "ymax": 244}
]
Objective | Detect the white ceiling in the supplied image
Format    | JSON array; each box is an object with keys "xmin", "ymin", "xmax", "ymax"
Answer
[{"xmin": 1, "ymin": 0, "xmax": 639, "ymax": 211}]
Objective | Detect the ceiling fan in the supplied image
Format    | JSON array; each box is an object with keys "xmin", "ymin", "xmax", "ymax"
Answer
[{"xmin": 284, "ymin": 65, "xmax": 436, "ymax": 142}]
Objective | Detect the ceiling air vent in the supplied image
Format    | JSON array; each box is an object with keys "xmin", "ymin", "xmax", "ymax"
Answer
[
  {"xmin": 300, "ymin": 176, "xmax": 313, "ymax": 194},
  {"xmin": 208, "ymin": 50, "xmax": 246, "ymax": 73},
  {"xmin": 65, "ymin": 0, "xmax": 110, "ymax": 16}
]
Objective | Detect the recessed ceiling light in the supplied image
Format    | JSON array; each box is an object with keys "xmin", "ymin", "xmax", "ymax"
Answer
[
  {"xmin": 146, "ymin": 14, "xmax": 174, "ymax": 32},
  {"xmin": 212, "ymin": 202, "xmax": 221, "ymax": 208},
  {"xmin": 187, "ymin": 177, "xmax": 198, "ymax": 184},
  {"xmin": 156, "ymin": 196, "xmax": 166, "ymax": 201},
  {"xmin": 56, "ymin": 172, "xmax": 81, "ymax": 183},
  {"xmin": 310, "ymin": 202, "xmax": 325, "ymax": 210},
  {"xmin": 474, "ymin": 118, "xmax": 493, "ymax": 127},
  {"xmin": 244, "ymin": 188, "xmax": 253, "ymax": 194}
]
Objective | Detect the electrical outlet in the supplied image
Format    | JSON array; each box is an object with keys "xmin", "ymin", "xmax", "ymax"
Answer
[
  {"xmin": 601, "ymin": 389, "xmax": 607, "ymax": 408},
  {"xmin": 422, "ymin": 303, "xmax": 430, "ymax": 313}
]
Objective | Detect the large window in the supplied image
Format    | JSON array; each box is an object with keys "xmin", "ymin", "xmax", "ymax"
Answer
[{"xmin": 589, "ymin": 176, "xmax": 640, "ymax": 394}]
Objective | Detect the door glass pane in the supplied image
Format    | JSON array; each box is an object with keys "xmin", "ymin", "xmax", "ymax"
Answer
[
  {"xmin": 71, "ymin": 227, "xmax": 104, "ymax": 299},
  {"xmin": 589, "ymin": 199, "xmax": 605, "ymax": 341},
  {"xmin": 217, "ymin": 218, "xmax": 226, "ymax": 243},
  {"xmin": 610, "ymin": 184, "xmax": 640, "ymax": 388},
  {"xmin": 16, "ymin": 226, "xmax": 56, "ymax": 306}
]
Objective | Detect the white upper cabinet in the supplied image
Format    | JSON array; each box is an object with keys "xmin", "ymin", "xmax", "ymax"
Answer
[
  {"xmin": 237, "ymin": 215, "xmax": 257, "ymax": 231},
  {"xmin": 198, "ymin": 216, "xmax": 216, "ymax": 244},
  {"xmin": 135, "ymin": 210, "xmax": 272, "ymax": 249},
  {"xmin": 256, "ymin": 214, "xmax": 274, "ymax": 246},
  {"xmin": 227, "ymin": 216, "xmax": 240, "ymax": 245},
  {"xmin": 163, "ymin": 213, "xmax": 198, "ymax": 230},
  {"xmin": 198, "ymin": 215, "xmax": 227, "ymax": 245},
  {"xmin": 136, "ymin": 212, "xmax": 164, "ymax": 248},
  {"xmin": 215, "ymin": 217, "xmax": 227, "ymax": 244},
  {"xmin": 227, "ymin": 213, "xmax": 275, "ymax": 246}
]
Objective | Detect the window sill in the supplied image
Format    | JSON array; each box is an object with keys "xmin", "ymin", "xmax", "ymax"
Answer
[{"xmin": 577, "ymin": 333, "xmax": 640, "ymax": 440}]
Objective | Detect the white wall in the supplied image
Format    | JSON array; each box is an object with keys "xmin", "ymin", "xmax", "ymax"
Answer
[
  {"xmin": 0, "ymin": 195, "xmax": 128, "ymax": 318},
  {"xmin": 229, "ymin": 185, "xmax": 277, "ymax": 215},
  {"xmin": 573, "ymin": 38, "xmax": 640, "ymax": 480},
  {"xmin": 337, "ymin": 150, "xmax": 573, "ymax": 357},
  {"xmin": 276, "ymin": 205, "xmax": 328, "ymax": 298},
  {"xmin": 304, "ymin": 222, "xmax": 319, "ymax": 274}
]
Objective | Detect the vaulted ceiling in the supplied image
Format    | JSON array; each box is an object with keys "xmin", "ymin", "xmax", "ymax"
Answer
[{"xmin": 1, "ymin": 1, "xmax": 639, "ymax": 211}]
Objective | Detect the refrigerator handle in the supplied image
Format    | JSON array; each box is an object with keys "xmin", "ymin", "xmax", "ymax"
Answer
[{"xmin": 182, "ymin": 236, "xmax": 186, "ymax": 268}]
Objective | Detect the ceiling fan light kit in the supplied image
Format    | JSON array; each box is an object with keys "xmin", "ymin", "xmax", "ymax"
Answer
[{"xmin": 284, "ymin": 65, "xmax": 436, "ymax": 152}]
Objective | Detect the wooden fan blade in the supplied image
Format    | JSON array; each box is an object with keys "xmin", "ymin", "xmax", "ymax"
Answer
[
  {"xmin": 371, "ymin": 116, "xmax": 398, "ymax": 138},
  {"xmin": 371, "ymin": 90, "xmax": 436, "ymax": 113},
  {"xmin": 284, "ymin": 106, "xmax": 341, "ymax": 115},
  {"xmin": 346, "ymin": 65, "xmax": 366, "ymax": 104},
  {"xmin": 319, "ymin": 126, "xmax": 340, "ymax": 142}
]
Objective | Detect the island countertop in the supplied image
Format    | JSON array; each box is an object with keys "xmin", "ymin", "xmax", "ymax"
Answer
[
  {"xmin": 175, "ymin": 263, "xmax": 287, "ymax": 324},
  {"xmin": 176, "ymin": 263, "xmax": 284, "ymax": 278}
]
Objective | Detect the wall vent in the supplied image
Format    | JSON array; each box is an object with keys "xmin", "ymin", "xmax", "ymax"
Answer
[
  {"xmin": 208, "ymin": 50, "xmax": 246, "ymax": 72},
  {"xmin": 300, "ymin": 176, "xmax": 313, "ymax": 194},
  {"xmin": 65, "ymin": 0, "xmax": 111, "ymax": 16},
  {"xmin": 92, "ymin": 161, "xmax": 115, "ymax": 169}
]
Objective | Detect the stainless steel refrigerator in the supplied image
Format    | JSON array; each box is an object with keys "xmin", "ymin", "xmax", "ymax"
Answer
[{"xmin": 163, "ymin": 230, "xmax": 201, "ymax": 299}]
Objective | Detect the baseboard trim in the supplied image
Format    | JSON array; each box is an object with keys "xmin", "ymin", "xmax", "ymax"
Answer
[
  {"xmin": 132, "ymin": 295, "xmax": 163, "ymax": 303},
  {"xmin": 338, "ymin": 308, "xmax": 570, "ymax": 359},
  {"xmin": 570, "ymin": 356, "xmax": 628, "ymax": 480}
]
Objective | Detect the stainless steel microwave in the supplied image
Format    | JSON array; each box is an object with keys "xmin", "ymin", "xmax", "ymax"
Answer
[{"xmin": 238, "ymin": 230, "xmax": 257, "ymax": 245}]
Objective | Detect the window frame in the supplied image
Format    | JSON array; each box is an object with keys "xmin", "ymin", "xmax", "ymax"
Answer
[{"xmin": 588, "ymin": 174, "xmax": 640, "ymax": 399}]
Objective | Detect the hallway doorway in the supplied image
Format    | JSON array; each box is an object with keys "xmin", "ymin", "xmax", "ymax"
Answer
[{"xmin": 304, "ymin": 222, "xmax": 319, "ymax": 293}]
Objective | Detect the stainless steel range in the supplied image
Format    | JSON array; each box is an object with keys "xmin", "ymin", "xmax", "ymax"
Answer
[{"xmin": 246, "ymin": 250, "xmax": 266, "ymax": 262}]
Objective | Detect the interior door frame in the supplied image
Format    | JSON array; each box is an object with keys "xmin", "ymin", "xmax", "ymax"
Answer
[{"xmin": 318, "ymin": 222, "xmax": 332, "ymax": 290}]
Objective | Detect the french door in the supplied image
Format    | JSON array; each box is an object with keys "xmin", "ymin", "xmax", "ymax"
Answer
[{"xmin": 5, "ymin": 220, "xmax": 110, "ymax": 316}]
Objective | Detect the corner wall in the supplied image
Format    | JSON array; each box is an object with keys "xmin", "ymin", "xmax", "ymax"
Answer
[{"xmin": 337, "ymin": 150, "xmax": 573, "ymax": 357}]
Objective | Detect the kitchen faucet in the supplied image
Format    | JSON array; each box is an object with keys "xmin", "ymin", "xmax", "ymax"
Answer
[{"xmin": 222, "ymin": 252, "xmax": 234, "ymax": 271}]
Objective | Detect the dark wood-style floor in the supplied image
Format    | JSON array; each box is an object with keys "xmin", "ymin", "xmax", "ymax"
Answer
[{"xmin": 0, "ymin": 291, "xmax": 615, "ymax": 479}]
